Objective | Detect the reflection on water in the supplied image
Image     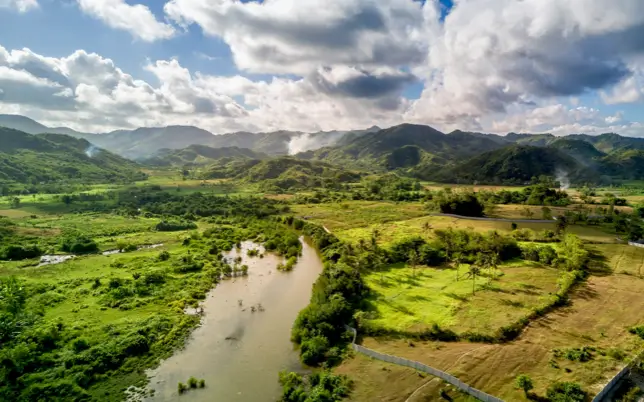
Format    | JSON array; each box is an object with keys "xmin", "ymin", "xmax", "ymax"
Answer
[{"xmin": 145, "ymin": 238, "xmax": 323, "ymax": 402}]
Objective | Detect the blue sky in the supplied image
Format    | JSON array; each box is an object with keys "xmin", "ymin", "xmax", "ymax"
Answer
[{"xmin": 0, "ymin": 0, "xmax": 642, "ymax": 135}]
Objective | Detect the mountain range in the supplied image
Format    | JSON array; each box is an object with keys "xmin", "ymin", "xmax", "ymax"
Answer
[
  {"xmin": 0, "ymin": 114, "xmax": 380, "ymax": 160},
  {"xmin": 0, "ymin": 127, "xmax": 145, "ymax": 184},
  {"xmin": 3, "ymin": 114, "xmax": 644, "ymax": 185}
]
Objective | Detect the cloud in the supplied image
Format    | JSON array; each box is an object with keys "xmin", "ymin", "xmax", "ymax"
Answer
[
  {"xmin": 408, "ymin": 0, "xmax": 644, "ymax": 126},
  {"xmin": 490, "ymin": 103, "xmax": 644, "ymax": 137},
  {"xmin": 310, "ymin": 66, "xmax": 416, "ymax": 101},
  {"xmin": 164, "ymin": 0, "xmax": 429, "ymax": 74},
  {"xmin": 77, "ymin": 0, "xmax": 175, "ymax": 41},
  {"xmin": 601, "ymin": 73, "xmax": 643, "ymax": 104},
  {"xmin": 0, "ymin": 0, "xmax": 38, "ymax": 12},
  {"xmin": 0, "ymin": 44, "xmax": 409, "ymax": 133}
]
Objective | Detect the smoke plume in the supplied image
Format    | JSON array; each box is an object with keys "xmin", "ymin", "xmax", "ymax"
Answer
[
  {"xmin": 85, "ymin": 145, "xmax": 98, "ymax": 158},
  {"xmin": 556, "ymin": 169, "xmax": 570, "ymax": 190}
]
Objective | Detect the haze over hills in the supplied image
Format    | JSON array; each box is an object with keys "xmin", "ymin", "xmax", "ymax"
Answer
[
  {"xmin": 0, "ymin": 114, "xmax": 380, "ymax": 159},
  {"xmin": 3, "ymin": 114, "xmax": 644, "ymax": 185}
]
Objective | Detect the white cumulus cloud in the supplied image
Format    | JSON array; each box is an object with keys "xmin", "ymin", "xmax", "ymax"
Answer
[{"xmin": 77, "ymin": 0, "xmax": 175, "ymax": 41}]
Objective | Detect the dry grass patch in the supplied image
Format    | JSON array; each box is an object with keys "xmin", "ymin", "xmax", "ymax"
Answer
[{"xmin": 346, "ymin": 246, "xmax": 644, "ymax": 401}]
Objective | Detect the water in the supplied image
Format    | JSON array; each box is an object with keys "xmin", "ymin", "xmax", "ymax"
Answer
[
  {"xmin": 145, "ymin": 238, "xmax": 323, "ymax": 402},
  {"xmin": 38, "ymin": 255, "xmax": 74, "ymax": 266}
]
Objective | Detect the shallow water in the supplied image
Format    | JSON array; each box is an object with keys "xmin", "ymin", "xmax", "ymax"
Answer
[{"xmin": 145, "ymin": 238, "xmax": 323, "ymax": 402}]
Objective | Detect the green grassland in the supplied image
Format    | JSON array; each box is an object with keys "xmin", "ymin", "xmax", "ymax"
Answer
[
  {"xmin": 363, "ymin": 260, "xmax": 560, "ymax": 336},
  {"xmin": 292, "ymin": 201, "xmax": 427, "ymax": 231}
]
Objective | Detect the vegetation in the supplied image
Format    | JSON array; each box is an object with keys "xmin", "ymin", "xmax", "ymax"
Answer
[{"xmin": 0, "ymin": 127, "xmax": 146, "ymax": 184}]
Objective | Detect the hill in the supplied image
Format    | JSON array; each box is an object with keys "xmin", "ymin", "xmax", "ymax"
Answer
[
  {"xmin": 598, "ymin": 149, "xmax": 644, "ymax": 179},
  {"xmin": 200, "ymin": 156, "xmax": 362, "ymax": 191},
  {"xmin": 142, "ymin": 145, "xmax": 266, "ymax": 167},
  {"xmin": 299, "ymin": 124, "xmax": 507, "ymax": 173},
  {"xmin": 242, "ymin": 157, "xmax": 362, "ymax": 191},
  {"xmin": 0, "ymin": 128, "xmax": 145, "ymax": 183},
  {"xmin": 0, "ymin": 114, "xmax": 90, "ymax": 138},
  {"xmin": 547, "ymin": 138, "xmax": 605, "ymax": 163},
  {"xmin": 430, "ymin": 145, "xmax": 583, "ymax": 184}
]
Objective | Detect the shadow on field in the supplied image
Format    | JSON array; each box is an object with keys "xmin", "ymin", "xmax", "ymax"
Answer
[
  {"xmin": 572, "ymin": 283, "xmax": 599, "ymax": 301},
  {"xmin": 586, "ymin": 248, "xmax": 613, "ymax": 276}
]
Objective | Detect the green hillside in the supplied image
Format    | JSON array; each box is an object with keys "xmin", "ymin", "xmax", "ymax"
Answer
[
  {"xmin": 143, "ymin": 145, "xmax": 266, "ymax": 167},
  {"xmin": 239, "ymin": 157, "xmax": 362, "ymax": 191},
  {"xmin": 301, "ymin": 124, "xmax": 506, "ymax": 172},
  {"xmin": 598, "ymin": 149, "xmax": 644, "ymax": 179},
  {"xmin": 430, "ymin": 145, "xmax": 582, "ymax": 184},
  {"xmin": 0, "ymin": 128, "xmax": 146, "ymax": 184},
  {"xmin": 547, "ymin": 138, "xmax": 605, "ymax": 163}
]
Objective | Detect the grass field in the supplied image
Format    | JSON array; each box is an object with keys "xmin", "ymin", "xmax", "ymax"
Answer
[
  {"xmin": 332, "ymin": 214, "xmax": 616, "ymax": 246},
  {"xmin": 338, "ymin": 243, "xmax": 644, "ymax": 401},
  {"xmin": 292, "ymin": 202, "xmax": 427, "ymax": 231},
  {"xmin": 363, "ymin": 261, "xmax": 560, "ymax": 336}
]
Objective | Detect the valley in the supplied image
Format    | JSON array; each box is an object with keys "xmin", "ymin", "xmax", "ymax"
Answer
[{"xmin": 2, "ymin": 119, "xmax": 644, "ymax": 402}]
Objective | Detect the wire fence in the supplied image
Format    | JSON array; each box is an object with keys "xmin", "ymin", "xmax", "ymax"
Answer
[{"xmin": 345, "ymin": 326, "xmax": 504, "ymax": 402}]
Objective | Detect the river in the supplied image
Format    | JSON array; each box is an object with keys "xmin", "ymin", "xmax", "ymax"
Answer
[{"xmin": 144, "ymin": 237, "xmax": 323, "ymax": 401}]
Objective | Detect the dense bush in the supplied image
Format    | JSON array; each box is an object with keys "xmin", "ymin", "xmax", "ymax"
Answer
[
  {"xmin": 279, "ymin": 370, "xmax": 352, "ymax": 402},
  {"xmin": 155, "ymin": 220, "xmax": 198, "ymax": 232},
  {"xmin": 546, "ymin": 382, "xmax": 586, "ymax": 402},
  {"xmin": 60, "ymin": 234, "xmax": 98, "ymax": 254},
  {"xmin": 430, "ymin": 191, "xmax": 485, "ymax": 217},
  {"xmin": 0, "ymin": 244, "xmax": 42, "ymax": 261}
]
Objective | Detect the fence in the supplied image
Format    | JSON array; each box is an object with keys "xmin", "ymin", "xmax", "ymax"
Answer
[
  {"xmin": 345, "ymin": 326, "xmax": 504, "ymax": 402},
  {"xmin": 592, "ymin": 351, "xmax": 644, "ymax": 402},
  {"xmin": 430, "ymin": 213, "xmax": 553, "ymax": 224}
]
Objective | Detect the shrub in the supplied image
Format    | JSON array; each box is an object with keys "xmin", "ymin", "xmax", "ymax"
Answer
[
  {"xmin": 515, "ymin": 374, "xmax": 534, "ymax": 396},
  {"xmin": 71, "ymin": 338, "xmax": 90, "ymax": 352},
  {"xmin": 188, "ymin": 376, "xmax": 198, "ymax": 389},
  {"xmin": 178, "ymin": 382, "xmax": 187, "ymax": 394},
  {"xmin": 155, "ymin": 220, "xmax": 197, "ymax": 232},
  {"xmin": 300, "ymin": 335, "xmax": 329, "ymax": 366},
  {"xmin": 538, "ymin": 245, "xmax": 557, "ymax": 265},
  {"xmin": 1, "ymin": 244, "xmax": 42, "ymax": 261},
  {"xmin": 546, "ymin": 382, "xmax": 586, "ymax": 402},
  {"xmin": 158, "ymin": 250, "xmax": 170, "ymax": 261},
  {"xmin": 60, "ymin": 234, "xmax": 98, "ymax": 254},
  {"xmin": 198, "ymin": 379, "xmax": 205, "ymax": 388}
]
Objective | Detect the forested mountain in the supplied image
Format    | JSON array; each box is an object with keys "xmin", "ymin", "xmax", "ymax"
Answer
[
  {"xmin": 200, "ymin": 156, "xmax": 362, "ymax": 191},
  {"xmin": 143, "ymin": 145, "xmax": 266, "ymax": 167},
  {"xmin": 0, "ymin": 114, "xmax": 378, "ymax": 159},
  {"xmin": 0, "ymin": 128, "xmax": 146, "ymax": 183},
  {"xmin": 430, "ymin": 145, "xmax": 582, "ymax": 184},
  {"xmin": 0, "ymin": 114, "xmax": 90, "ymax": 138}
]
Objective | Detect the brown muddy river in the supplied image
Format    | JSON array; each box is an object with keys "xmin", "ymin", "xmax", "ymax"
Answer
[{"xmin": 145, "ymin": 238, "xmax": 323, "ymax": 401}]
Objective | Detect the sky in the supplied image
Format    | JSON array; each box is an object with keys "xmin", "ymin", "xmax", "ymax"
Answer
[{"xmin": 0, "ymin": 0, "xmax": 643, "ymax": 136}]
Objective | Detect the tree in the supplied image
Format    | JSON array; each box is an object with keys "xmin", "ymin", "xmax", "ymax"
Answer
[
  {"xmin": 422, "ymin": 221, "xmax": 433, "ymax": 237},
  {"xmin": 61, "ymin": 195, "xmax": 73, "ymax": 206},
  {"xmin": 453, "ymin": 252, "xmax": 463, "ymax": 282},
  {"xmin": 515, "ymin": 374, "xmax": 534, "ymax": 397},
  {"xmin": 555, "ymin": 215, "xmax": 568, "ymax": 235},
  {"xmin": 521, "ymin": 207, "xmax": 534, "ymax": 219},
  {"xmin": 541, "ymin": 206, "xmax": 552, "ymax": 220},
  {"xmin": 9, "ymin": 197, "xmax": 20, "ymax": 209},
  {"xmin": 408, "ymin": 249, "xmax": 419, "ymax": 278},
  {"xmin": 465, "ymin": 264, "xmax": 482, "ymax": 294},
  {"xmin": 546, "ymin": 382, "xmax": 586, "ymax": 402}
]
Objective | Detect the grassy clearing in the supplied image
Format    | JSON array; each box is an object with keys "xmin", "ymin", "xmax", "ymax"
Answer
[
  {"xmin": 340, "ymin": 244, "xmax": 644, "ymax": 401},
  {"xmin": 363, "ymin": 261, "xmax": 560, "ymax": 336},
  {"xmin": 292, "ymin": 202, "xmax": 426, "ymax": 231},
  {"xmin": 335, "ymin": 215, "xmax": 616, "ymax": 246}
]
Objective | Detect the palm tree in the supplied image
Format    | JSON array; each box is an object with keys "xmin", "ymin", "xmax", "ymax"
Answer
[
  {"xmin": 465, "ymin": 264, "xmax": 482, "ymax": 295},
  {"xmin": 408, "ymin": 249, "xmax": 419, "ymax": 278},
  {"xmin": 371, "ymin": 228, "xmax": 381, "ymax": 250},
  {"xmin": 453, "ymin": 252, "xmax": 463, "ymax": 281},
  {"xmin": 422, "ymin": 221, "xmax": 433, "ymax": 237}
]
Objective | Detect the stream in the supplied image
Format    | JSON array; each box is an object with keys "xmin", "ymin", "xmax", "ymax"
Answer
[{"xmin": 144, "ymin": 237, "xmax": 324, "ymax": 401}]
